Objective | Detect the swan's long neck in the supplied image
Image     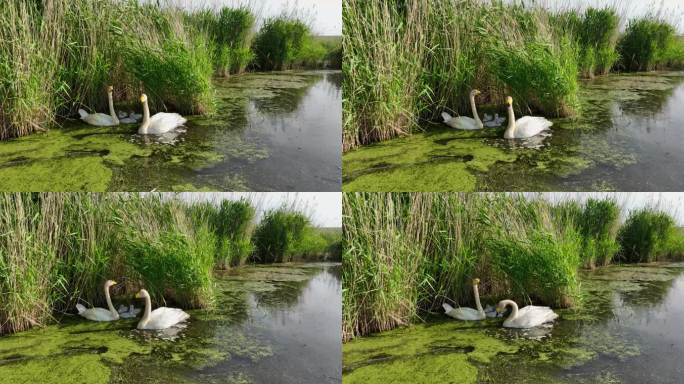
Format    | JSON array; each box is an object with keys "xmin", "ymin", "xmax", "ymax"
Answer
[
  {"xmin": 470, "ymin": 94, "xmax": 483, "ymax": 128},
  {"xmin": 473, "ymin": 284, "xmax": 484, "ymax": 313},
  {"xmin": 502, "ymin": 299, "xmax": 519, "ymax": 321},
  {"xmin": 108, "ymin": 92, "xmax": 119, "ymax": 125},
  {"xmin": 104, "ymin": 284, "xmax": 118, "ymax": 318},
  {"xmin": 139, "ymin": 294, "xmax": 151, "ymax": 327},
  {"xmin": 140, "ymin": 99, "xmax": 150, "ymax": 133},
  {"xmin": 504, "ymin": 105, "xmax": 516, "ymax": 138}
]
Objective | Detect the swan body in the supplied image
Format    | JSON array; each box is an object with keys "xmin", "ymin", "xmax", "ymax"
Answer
[
  {"xmin": 442, "ymin": 90, "xmax": 484, "ymax": 130},
  {"xmin": 138, "ymin": 94, "xmax": 186, "ymax": 135},
  {"xmin": 496, "ymin": 299, "xmax": 558, "ymax": 328},
  {"xmin": 76, "ymin": 280, "xmax": 120, "ymax": 322},
  {"xmin": 443, "ymin": 278, "xmax": 486, "ymax": 321},
  {"xmin": 118, "ymin": 304, "xmax": 141, "ymax": 318},
  {"xmin": 79, "ymin": 86, "xmax": 120, "ymax": 127},
  {"xmin": 503, "ymin": 96, "xmax": 553, "ymax": 139},
  {"xmin": 135, "ymin": 289, "xmax": 190, "ymax": 330}
]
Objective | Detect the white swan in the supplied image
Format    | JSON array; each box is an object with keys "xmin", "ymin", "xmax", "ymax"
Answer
[
  {"xmin": 75, "ymin": 280, "xmax": 120, "ymax": 321},
  {"xmin": 503, "ymin": 96, "xmax": 553, "ymax": 139},
  {"xmin": 442, "ymin": 278, "xmax": 486, "ymax": 321},
  {"xmin": 78, "ymin": 86, "xmax": 120, "ymax": 126},
  {"xmin": 118, "ymin": 111, "xmax": 143, "ymax": 124},
  {"xmin": 117, "ymin": 304, "xmax": 142, "ymax": 319},
  {"xmin": 138, "ymin": 94, "xmax": 186, "ymax": 135},
  {"xmin": 135, "ymin": 289, "xmax": 190, "ymax": 330},
  {"xmin": 496, "ymin": 299, "xmax": 558, "ymax": 328},
  {"xmin": 441, "ymin": 90, "xmax": 484, "ymax": 130}
]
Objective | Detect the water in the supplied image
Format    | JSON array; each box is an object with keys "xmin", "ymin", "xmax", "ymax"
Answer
[
  {"xmin": 342, "ymin": 263, "xmax": 684, "ymax": 384},
  {"xmin": 343, "ymin": 72, "xmax": 684, "ymax": 191},
  {"xmin": 0, "ymin": 263, "xmax": 341, "ymax": 384},
  {"xmin": 0, "ymin": 71, "xmax": 342, "ymax": 192}
]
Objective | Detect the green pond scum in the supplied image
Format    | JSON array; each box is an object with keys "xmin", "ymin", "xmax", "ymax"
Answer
[
  {"xmin": 0, "ymin": 71, "xmax": 341, "ymax": 191},
  {"xmin": 0, "ymin": 263, "xmax": 341, "ymax": 384},
  {"xmin": 342, "ymin": 263, "xmax": 684, "ymax": 384},
  {"xmin": 342, "ymin": 72, "xmax": 684, "ymax": 192}
]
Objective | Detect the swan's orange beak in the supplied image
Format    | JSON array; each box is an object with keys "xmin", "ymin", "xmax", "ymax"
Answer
[
  {"xmin": 495, "ymin": 305, "xmax": 503, "ymax": 313},
  {"xmin": 107, "ymin": 86, "xmax": 113, "ymax": 92},
  {"xmin": 506, "ymin": 96, "xmax": 513, "ymax": 106},
  {"xmin": 111, "ymin": 280, "xmax": 117, "ymax": 285},
  {"xmin": 135, "ymin": 292, "xmax": 142, "ymax": 298},
  {"xmin": 473, "ymin": 89, "xmax": 481, "ymax": 95},
  {"xmin": 140, "ymin": 94, "xmax": 147, "ymax": 103},
  {"xmin": 472, "ymin": 278, "xmax": 480, "ymax": 285}
]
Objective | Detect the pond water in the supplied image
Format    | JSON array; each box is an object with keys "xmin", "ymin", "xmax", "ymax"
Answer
[
  {"xmin": 0, "ymin": 71, "xmax": 342, "ymax": 192},
  {"xmin": 342, "ymin": 263, "xmax": 684, "ymax": 383},
  {"xmin": 0, "ymin": 263, "xmax": 342, "ymax": 384},
  {"xmin": 343, "ymin": 72, "xmax": 684, "ymax": 191}
]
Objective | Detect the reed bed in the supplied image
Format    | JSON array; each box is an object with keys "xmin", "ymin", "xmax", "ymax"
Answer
[
  {"xmin": 0, "ymin": 193, "xmax": 336, "ymax": 335},
  {"xmin": 342, "ymin": 0, "xmax": 684, "ymax": 151},
  {"xmin": 342, "ymin": 193, "xmax": 684, "ymax": 341}
]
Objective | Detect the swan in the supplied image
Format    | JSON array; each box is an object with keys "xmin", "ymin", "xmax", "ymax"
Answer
[
  {"xmin": 441, "ymin": 90, "xmax": 484, "ymax": 130},
  {"xmin": 117, "ymin": 304, "xmax": 142, "ymax": 319},
  {"xmin": 138, "ymin": 94, "xmax": 186, "ymax": 135},
  {"xmin": 75, "ymin": 280, "xmax": 120, "ymax": 321},
  {"xmin": 442, "ymin": 278, "xmax": 486, "ymax": 321},
  {"xmin": 135, "ymin": 289, "xmax": 190, "ymax": 330},
  {"xmin": 503, "ymin": 96, "xmax": 553, "ymax": 139},
  {"xmin": 118, "ymin": 111, "xmax": 143, "ymax": 124},
  {"xmin": 483, "ymin": 113, "xmax": 506, "ymax": 128},
  {"xmin": 496, "ymin": 299, "xmax": 558, "ymax": 328},
  {"xmin": 78, "ymin": 86, "xmax": 120, "ymax": 126}
]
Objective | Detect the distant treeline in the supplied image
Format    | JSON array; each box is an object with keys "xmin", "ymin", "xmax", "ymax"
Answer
[
  {"xmin": 342, "ymin": 193, "xmax": 684, "ymax": 341},
  {"xmin": 0, "ymin": 193, "xmax": 340, "ymax": 335},
  {"xmin": 0, "ymin": 0, "xmax": 342, "ymax": 140},
  {"xmin": 343, "ymin": 0, "xmax": 684, "ymax": 151}
]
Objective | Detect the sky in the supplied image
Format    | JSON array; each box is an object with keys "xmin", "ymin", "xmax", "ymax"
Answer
[
  {"xmin": 177, "ymin": 192, "xmax": 341, "ymax": 227},
  {"xmin": 526, "ymin": 192, "xmax": 684, "ymax": 225},
  {"xmin": 535, "ymin": 0, "xmax": 684, "ymax": 33},
  {"xmin": 175, "ymin": 0, "xmax": 341, "ymax": 35}
]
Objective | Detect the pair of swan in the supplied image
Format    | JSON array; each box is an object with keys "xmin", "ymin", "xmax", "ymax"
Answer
[
  {"xmin": 78, "ymin": 86, "xmax": 186, "ymax": 135},
  {"xmin": 442, "ymin": 278, "xmax": 558, "ymax": 328},
  {"xmin": 441, "ymin": 91, "xmax": 553, "ymax": 139},
  {"xmin": 76, "ymin": 280, "xmax": 190, "ymax": 330}
]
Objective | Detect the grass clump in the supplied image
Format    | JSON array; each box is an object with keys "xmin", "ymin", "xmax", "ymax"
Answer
[
  {"xmin": 617, "ymin": 208, "xmax": 676, "ymax": 263},
  {"xmin": 575, "ymin": 198, "xmax": 621, "ymax": 268},
  {"xmin": 617, "ymin": 18, "xmax": 680, "ymax": 71},
  {"xmin": 573, "ymin": 7, "xmax": 620, "ymax": 78},
  {"xmin": 252, "ymin": 208, "xmax": 308, "ymax": 263},
  {"xmin": 252, "ymin": 17, "xmax": 309, "ymax": 71},
  {"xmin": 211, "ymin": 199, "xmax": 256, "ymax": 269}
]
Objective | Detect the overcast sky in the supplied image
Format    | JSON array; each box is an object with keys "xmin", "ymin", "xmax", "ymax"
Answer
[
  {"xmin": 173, "ymin": 0, "xmax": 341, "ymax": 35},
  {"xmin": 532, "ymin": 0, "xmax": 684, "ymax": 32},
  {"xmin": 176, "ymin": 192, "xmax": 341, "ymax": 227},
  {"xmin": 527, "ymin": 193, "xmax": 684, "ymax": 225}
]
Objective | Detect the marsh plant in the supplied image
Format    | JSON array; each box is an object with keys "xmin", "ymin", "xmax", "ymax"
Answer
[
  {"xmin": 342, "ymin": 193, "xmax": 684, "ymax": 341},
  {"xmin": 342, "ymin": 0, "xmax": 684, "ymax": 151},
  {"xmin": 0, "ymin": 193, "xmax": 337, "ymax": 336}
]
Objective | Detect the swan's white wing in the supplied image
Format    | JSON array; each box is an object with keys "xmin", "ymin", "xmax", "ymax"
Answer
[
  {"xmin": 444, "ymin": 305, "xmax": 485, "ymax": 321},
  {"xmin": 445, "ymin": 116, "xmax": 480, "ymax": 130},
  {"xmin": 143, "ymin": 307, "xmax": 190, "ymax": 329},
  {"xmin": 515, "ymin": 116, "xmax": 552, "ymax": 138},
  {"xmin": 80, "ymin": 307, "xmax": 118, "ymax": 321},
  {"xmin": 147, "ymin": 113, "xmax": 187, "ymax": 134},
  {"xmin": 82, "ymin": 112, "xmax": 117, "ymax": 127},
  {"xmin": 508, "ymin": 306, "xmax": 558, "ymax": 328}
]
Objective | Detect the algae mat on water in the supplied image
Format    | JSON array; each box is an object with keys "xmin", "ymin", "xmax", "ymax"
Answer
[{"xmin": 343, "ymin": 264, "xmax": 684, "ymax": 383}]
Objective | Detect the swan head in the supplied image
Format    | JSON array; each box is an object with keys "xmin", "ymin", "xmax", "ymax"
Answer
[
  {"xmin": 107, "ymin": 85, "xmax": 113, "ymax": 93},
  {"xmin": 135, "ymin": 289, "xmax": 150, "ymax": 299},
  {"xmin": 505, "ymin": 96, "xmax": 513, "ymax": 107},
  {"xmin": 472, "ymin": 278, "xmax": 480, "ymax": 285},
  {"xmin": 140, "ymin": 94, "xmax": 148, "ymax": 103},
  {"xmin": 470, "ymin": 89, "xmax": 481, "ymax": 97},
  {"xmin": 105, "ymin": 280, "xmax": 117, "ymax": 288}
]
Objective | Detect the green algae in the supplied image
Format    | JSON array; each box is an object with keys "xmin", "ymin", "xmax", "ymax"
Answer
[{"xmin": 343, "ymin": 129, "xmax": 516, "ymax": 191}]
